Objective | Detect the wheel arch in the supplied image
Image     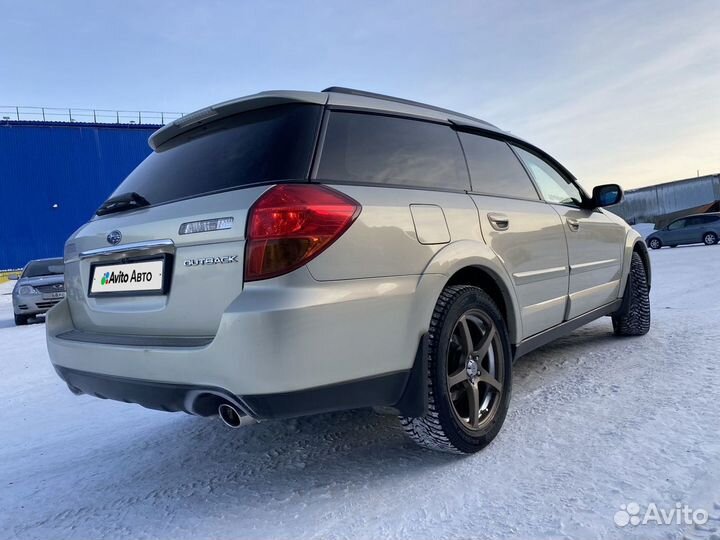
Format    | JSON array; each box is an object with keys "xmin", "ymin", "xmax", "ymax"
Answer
[
  {"xmin": 632, "ymin": 239, "xmax": 652, "ymax": 290},
  {"xmin": 415, "ymin": 240, "xmax": 522, "ymax": 344},
  {"xmin": 618, "ymin": 229, "xmax": 652, "ymax": 294},
  {"xmin": 647, "ymin": 235, "xmax": 662, "ymax": 248},
  {"xmin": 444, "ymin": 266, "xmax": 517, "ymax": 343},
  {"xmin": 702, "ymin": 230, "xmax": 718, "ymax": 244}
]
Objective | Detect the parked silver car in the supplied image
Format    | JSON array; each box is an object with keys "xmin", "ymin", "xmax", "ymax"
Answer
[
  {"xmin": 12, "ymin": 257, "xmax": 65, "ymax": 325},
  {"xmin": 646, "ymin": 213, "xmax": 720, "ymax": 249},
  {"xmin": 46, "ymin": 87, "xmax": 651, "ymax": 453}
]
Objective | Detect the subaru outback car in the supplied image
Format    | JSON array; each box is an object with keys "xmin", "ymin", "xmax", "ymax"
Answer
[
  {"xmin": 13, "ymin": 257, "xmax": 65, "ymax": 325},
  {"xmin": 46, "ymin": 87, "xmax": 651, "ymax": 453},
  {"xmin": 646, "ymin": 213, "xmax": 720, "ymax": 249}
]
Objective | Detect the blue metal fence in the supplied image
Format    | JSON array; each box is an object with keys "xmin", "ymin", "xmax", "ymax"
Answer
[{"xmin": 0, "ymin": 121, "xmax": 158, "ymax": 268}]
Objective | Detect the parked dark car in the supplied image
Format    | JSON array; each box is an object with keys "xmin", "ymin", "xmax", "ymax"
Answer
[
  {"xmin": 11, "ymin": 258, "xmax": 65, "ymax": 325},
  {"xmin": 646, "ymin": 213, "xmax": 720, "ymax": 249}
]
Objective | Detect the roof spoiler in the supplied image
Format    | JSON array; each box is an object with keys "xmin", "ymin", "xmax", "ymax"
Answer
[{"xmin": 148, "ymin": 91, "xmax": 328, "ymax": 150}]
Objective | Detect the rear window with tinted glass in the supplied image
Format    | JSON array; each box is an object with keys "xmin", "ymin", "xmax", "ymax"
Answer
[
  {"xmin": 316, "ymin": 111, "xmax": 469, "ymax": 190},
  {"xmin": 106, "ymin": 104, "xmax": 322, "ymax": 206},
  {"xmin": 459, "ymin": 133, "xmax": 539, "ymax": 200}
]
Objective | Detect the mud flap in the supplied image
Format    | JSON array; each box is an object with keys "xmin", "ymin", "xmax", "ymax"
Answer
[{"xmin": 375, "ymin": 334, "xmax": 429, "ymax": 417}]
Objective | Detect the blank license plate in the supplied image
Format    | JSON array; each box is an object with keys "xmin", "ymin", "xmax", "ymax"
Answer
[{"xmin": 90, "ymin": 259, "xmax": 165, "ymax": 296}]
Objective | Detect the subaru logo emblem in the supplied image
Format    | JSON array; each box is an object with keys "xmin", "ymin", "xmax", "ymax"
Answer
[{"xmin": 107, "ymin": 230, "xmax": 122, "ymax": 245}]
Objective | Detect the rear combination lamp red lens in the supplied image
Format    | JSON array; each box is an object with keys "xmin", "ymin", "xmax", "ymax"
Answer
[{"xmin": 244, "ymin": 184, "xmax": 361, "ymax": 282}]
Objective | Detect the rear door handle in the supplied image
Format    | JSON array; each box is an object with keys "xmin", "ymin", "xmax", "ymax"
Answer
[
  {"xmin": 567, "ymin": 218, "xmax": 580, "ymax": 231},
  {"xmin": 487, "ymin": 213, "xmax": 510, "ymax": 231}
]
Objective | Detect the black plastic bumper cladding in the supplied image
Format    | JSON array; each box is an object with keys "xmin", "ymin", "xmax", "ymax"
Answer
[
  {"xmin": 53, "ymin": 336, "xmax": 429, "ymax": 420},
  {"xmin": 54, "ymin": 366, "xmax": 237, "ymax": 415}
]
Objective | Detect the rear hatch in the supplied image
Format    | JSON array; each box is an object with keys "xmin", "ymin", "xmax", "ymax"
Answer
[{"xmin": 63, "ymin": 102, "xmax": 323, "ymax": 338}]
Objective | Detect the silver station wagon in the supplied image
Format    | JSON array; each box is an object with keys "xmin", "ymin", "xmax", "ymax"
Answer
[{"xmin": 47, "ymin": 87, "xmax": 651, "ymax": 453}]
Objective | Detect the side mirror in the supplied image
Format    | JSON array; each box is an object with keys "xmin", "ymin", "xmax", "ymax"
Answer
[
  {"xmin": 592, "ymin": 184, "xmax": 623, "ymax": 207},
  {"xmin": 8, "ymin": 274, "xmax": 19, "ymax": 281}
]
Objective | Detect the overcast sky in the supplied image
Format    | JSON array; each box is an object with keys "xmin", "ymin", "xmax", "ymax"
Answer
[{"xmin": 2, "ymin": 0, "xmax": 718, "ymax": 189}]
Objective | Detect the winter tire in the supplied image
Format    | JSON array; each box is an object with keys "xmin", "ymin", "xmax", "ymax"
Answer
[
  {"xmin": 401, "ymin": 285, "xmax": 512, "ymax": 454},
  {"xmin": 612, "ymin": 252, "xmax": 651, "ymax": 336},
  {"xmin": 14, "ymin": 314, "xmax": 29, "ymax": 326}
]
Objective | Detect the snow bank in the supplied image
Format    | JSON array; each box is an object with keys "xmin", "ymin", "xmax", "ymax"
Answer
[{"xmin": 632, "ymin": 222, "xmax": 657, "ymax": 239}]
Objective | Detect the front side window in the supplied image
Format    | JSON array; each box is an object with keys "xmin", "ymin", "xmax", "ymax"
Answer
[
  {"xmin": 668, "ymin": 219, "xmax": 686, "ymax": 230},
  {"xmin": 459, "ymin": 133, "xmax": 539, "ymax": 200},
  {"xmin": 316, "ymin": 111, "xmax": 469, "ymax": 190},
  {"xmin": 513, "ymin": 146, "xmax": 583, "ymax": 206},
  {"xmin": 106, "ymin": 104, "xmax": 322, "ymax": 207}
]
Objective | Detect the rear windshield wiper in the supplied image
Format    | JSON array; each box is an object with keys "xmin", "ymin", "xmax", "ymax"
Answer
[{"xmin": 96, "ymin": 192, "xmax": 151, "ymax": 216}]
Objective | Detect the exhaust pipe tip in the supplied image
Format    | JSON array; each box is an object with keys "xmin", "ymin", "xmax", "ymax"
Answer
[{"xmin": 218, "ymin": 403, "xmax": 244, "ymax": 428}]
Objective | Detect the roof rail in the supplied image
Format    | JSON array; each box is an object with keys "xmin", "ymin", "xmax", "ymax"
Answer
[{"xmin": 321, "ymin": 86, "xmax": 497, "ymax": 128}]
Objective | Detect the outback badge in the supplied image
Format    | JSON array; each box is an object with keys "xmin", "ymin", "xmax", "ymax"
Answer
[{"xmin": 183, "ymin": 255, "xmax": 239, "ymax": 267}]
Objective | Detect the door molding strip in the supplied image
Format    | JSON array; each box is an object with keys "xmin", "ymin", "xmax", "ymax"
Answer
[
  {"xmin": 512, "ymin": 266, "xmax": 568, "ymax": 285},
  {"xmin": 570, "ymin": 258, "xmax": 619, "ymax": 274}
]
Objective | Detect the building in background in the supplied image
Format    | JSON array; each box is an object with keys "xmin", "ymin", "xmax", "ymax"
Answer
[
  {"xmin": 0, "ymin": 119, "xmax": 160, "ymax": 269},
  {"xmin": 612, "ymin": 174, "xmax": 720, "ymax": 229}
]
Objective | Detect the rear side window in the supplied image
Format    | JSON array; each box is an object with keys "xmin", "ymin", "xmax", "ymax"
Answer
[
  {"xmin": 107, "ymin": 104, "xmax": 322, "ymax": 206},
  {"xmin": 686, "ymin": 215, "xmax": 714, "ymax": 226},
  {"xmin": 459, "ymin": 133, "xmax": 539, "ymax": 200},
  {"xmin": 316, "ymin": 112, "xmax": 469, "ymax": 191}
]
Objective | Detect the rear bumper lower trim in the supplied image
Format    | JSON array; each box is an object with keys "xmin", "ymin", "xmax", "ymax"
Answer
[
  {"xmin": 54, "ymin": 366, "xmax": 411, "ymax": 420},
  {"xmin": 57, "ymin": 329, "xmax": 213, "ymax": 348},
  {"xmin": 54, "ymin": 365, "xmax": 245, "ymax": 415}
]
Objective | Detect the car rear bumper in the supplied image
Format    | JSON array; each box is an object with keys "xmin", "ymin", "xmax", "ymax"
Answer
[{"xmin": 46, "ymin": 269, "xmax": 443, "ymax": 416}]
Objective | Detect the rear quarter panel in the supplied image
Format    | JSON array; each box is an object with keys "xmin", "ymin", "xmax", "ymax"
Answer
[
  {"xmin": 307, "ymin": 185, "xmax": 523, "ymax": 343},
  {"xmin": 307, "ymin": 185, "xmax": 483, "ymax": 280}
]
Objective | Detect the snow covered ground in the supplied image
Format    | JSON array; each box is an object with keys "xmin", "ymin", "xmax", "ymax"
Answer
[
  {"xmin": 1, "ymin": 245, "xmax": 720, "ymax": 540},
  {"xmin": 632, "ymin": 222, "xmax": 657, "ymax": 239}
]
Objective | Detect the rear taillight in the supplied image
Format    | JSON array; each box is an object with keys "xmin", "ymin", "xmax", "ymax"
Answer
[{"xmin": 245, "ymin": 184, "xmax": 361, "ymax": 282}]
